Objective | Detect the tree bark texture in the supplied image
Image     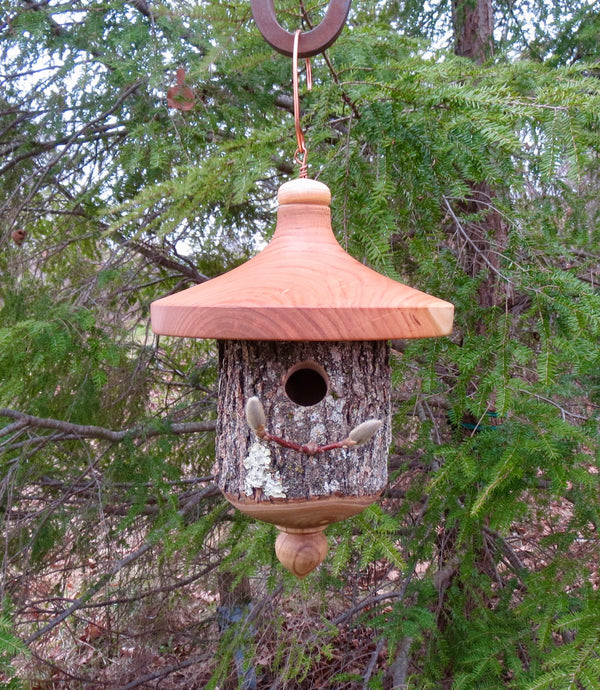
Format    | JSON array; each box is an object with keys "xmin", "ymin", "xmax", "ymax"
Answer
[
  {"xmin": 453, "ymin": 0, "xmax": 494, "ymax": 64},
  {"xmin": 215, "ymin": 340, "xmax": 391, "ymax": 508},
  {"xmin": 456, "ymin": 181, "xmax": 508, "ymax": 311}
]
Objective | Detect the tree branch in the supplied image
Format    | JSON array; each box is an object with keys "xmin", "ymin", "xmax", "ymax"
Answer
[
  {"xmin": 443, "ymin": 194, "xmax": 513, "ymax": 284},
  {"xmin": 118, "ymin": 653, "xmax": 213, "ymax": 689},
  {"xmin": 19, "ymin": 0, "xmax": 66, "ymax": 37},
  {"xmin": 112, "ymin": 231, "xmax": 209, "ymax": 284},
  {"xmin": 127, "ymin": 0, "xmax": 154, "ymax": 20},
  {"xmin": 20, "ymin": 562, "xmax": 220, "ymax": 614},
  {"xmin": 5, "ymin": 79, "xmax": 146, "ymax": 231},
  {"xmin": 0, "ymin": 408, "xmax": 216, "ymax": 443},
  {"xmin": 0, "ymin": 124, "xmax": 127, "ymax": 177},
  {"xmin": 388, "ymin": 635, "xmax": 413, "ymax": 689},
  {"xmin": 363, "ymin": 637, "xmax": 385, "ymax": 689}
]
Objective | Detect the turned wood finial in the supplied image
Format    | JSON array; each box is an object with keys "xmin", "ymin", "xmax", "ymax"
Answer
[{"xmin": 275, "ymin": 530, "xmax": 328, "ymax": 578}]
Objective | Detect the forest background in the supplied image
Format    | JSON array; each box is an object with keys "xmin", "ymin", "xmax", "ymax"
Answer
[{"xmin": 2, "ymin": 0, "xmax": 600, "ymax": 687}]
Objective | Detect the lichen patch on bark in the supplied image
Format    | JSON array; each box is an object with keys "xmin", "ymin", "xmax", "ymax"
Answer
[{"xmin": 243, "ymin": 441, "xmax": 287, "ymax": 499}]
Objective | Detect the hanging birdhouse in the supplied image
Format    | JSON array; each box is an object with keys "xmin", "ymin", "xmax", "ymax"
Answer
[{"xmin": 151, "ymin": 178, "xmax": 454, "ymax": 577}]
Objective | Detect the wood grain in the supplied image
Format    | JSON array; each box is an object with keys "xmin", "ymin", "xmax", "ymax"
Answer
[
  {"xmin": 275, "ymin": 530, "xmax": 328, "ymax": 578},
  {"xmin": 151, "ymin": 178, "xmax": 454, "ymax": 341},
  {"xmin": 224, "ymin": 493, "xmax": 381, "ymax": 531}
]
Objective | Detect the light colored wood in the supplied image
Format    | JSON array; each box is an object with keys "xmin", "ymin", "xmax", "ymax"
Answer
[
  {"xmin": 275, "ymin": 530, "xmax": 328, "ymax": 578},
  {"xmin": 277, "ymin": 177, "xmax": 331, "ymax": 205},
  {"xmin": 151, "ymin": 178, "xmax": 454, "ymax": 341},
  {"xmin": 224, "ymin": 493, "xmax": 381, "ymax": 531}
]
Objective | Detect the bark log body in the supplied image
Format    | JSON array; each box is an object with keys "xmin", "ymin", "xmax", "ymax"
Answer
[{"xmin": 215, "ymin": 340, "xmax": 391, "ymax": 506}]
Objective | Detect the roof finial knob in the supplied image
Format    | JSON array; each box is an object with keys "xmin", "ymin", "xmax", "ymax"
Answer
[{"xmin": 277, "ymin": 178, "xmax": 331, "ymax": 206}]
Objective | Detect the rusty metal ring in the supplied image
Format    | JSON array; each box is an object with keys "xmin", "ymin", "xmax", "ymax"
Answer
[{"xmin": 251, "ymin": 0, "xmax": 351, "ymax": 57}]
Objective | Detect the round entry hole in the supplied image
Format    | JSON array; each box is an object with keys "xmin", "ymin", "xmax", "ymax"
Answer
[{"xmin": 284, "ymin": 362, "xmax": 329, "ymax": 407}]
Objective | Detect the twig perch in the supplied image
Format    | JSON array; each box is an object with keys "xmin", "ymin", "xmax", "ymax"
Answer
[{"xmin": 245, "ymin": 396, "xmax": 382, "ymax": 455}]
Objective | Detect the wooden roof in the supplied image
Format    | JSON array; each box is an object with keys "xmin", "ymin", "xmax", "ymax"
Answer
[{"xmin": 150, "ymin": 178, "xmax": 454, "ymax": 341}]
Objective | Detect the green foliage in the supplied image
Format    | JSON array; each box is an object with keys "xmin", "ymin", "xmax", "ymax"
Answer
[
  {"xmin": 0, "ymin": 289, "xmax": 124, "ymax": 421},
  {"xmin": 0, "ymin": 608, "xmax": 27, "ymax": 688}
]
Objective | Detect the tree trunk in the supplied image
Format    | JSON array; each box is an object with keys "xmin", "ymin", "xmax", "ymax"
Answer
[
  {"xmin": 452, "ymin": 0, "xmax": 508, "ymax": 317},
  {"xmin": 453, "ymin": 0, "xmax": 494, "ymax": 64},
  {"xmin": 456, "ymin": 181, "xmax": 508, "ymax": 312}
]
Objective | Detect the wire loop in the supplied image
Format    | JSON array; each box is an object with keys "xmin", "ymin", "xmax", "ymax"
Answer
[{"xmin": 292, "ymin": 30, "xmax": 312, "ymax": 178}]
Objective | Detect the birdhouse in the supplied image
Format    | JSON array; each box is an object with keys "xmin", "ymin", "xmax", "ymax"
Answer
[{"xmin": 151, "ymin": 178, "xmax": 453, "ymax": 577}]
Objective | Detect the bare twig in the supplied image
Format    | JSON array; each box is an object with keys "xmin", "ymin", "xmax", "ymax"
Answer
[
  {"xmin": 112, "ymin": 231, "xmax": 209, "ymax": 284},
  {"xmin": 116, "ymin": 653, "xmax": 214, "ymax": 689},
  {"xmin": 363, "ymin": 637, "xmax": 385, "ymax": 689},
  {"xmin": 443, "ymin": 195, "xmax": 513, "ymax": 284},
  {"xmin": 24, "ymin": 485, "xmax": 221, "ymax": 645},
  {"xmin": 331, "ymin": 590, "xmax": 409, "ymax": 627},
  {"xmin": 21, "ymin": 562, "xmax": 220, "ymax": 614},
  {"xmin": 482, "ymin": 526, "xmax": 526, "ymax": 578},
  {"xmin": 25, "ymin": 544, "xmax": 153, "ymax": 644},
  {"xmin": 245, "ymin": 396, "xmax": 381, "ymax": 455},
  {"xmin": 4, "ymin": 80, "xmax": 146, "ymax": 231}
]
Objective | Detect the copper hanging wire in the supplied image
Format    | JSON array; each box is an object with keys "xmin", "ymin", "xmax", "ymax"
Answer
[{"xmin": 292, "ymin": 30, "xmax": 312, "ymax": 178}]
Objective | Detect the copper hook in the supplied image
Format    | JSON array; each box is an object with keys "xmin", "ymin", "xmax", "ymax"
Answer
[{"xmin": 251, "ymin": 0, "xmax": 351, "ymax": 58}]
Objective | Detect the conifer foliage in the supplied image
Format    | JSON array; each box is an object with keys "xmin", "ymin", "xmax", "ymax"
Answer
[{"xmin": 1, "ymin": 0, "xmax": 600, "ymax": 686}]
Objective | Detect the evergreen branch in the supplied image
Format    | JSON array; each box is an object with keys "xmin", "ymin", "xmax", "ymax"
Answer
[
  {"xmin": 0, "ymin": 408, "xmax": 216, "ymax": 443},
  {"xmin": 18, "ymin": 0, "xmax": 66, "ymax": 37},
  {"xmin": 513, "ymin": 387, "xmax": 592, "ymax": 420}
]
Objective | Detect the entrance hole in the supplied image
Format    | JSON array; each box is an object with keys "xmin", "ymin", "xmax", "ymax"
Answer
[{"xmin": 284, "ymin": 361, "xmax": 329, "ymax": 407}]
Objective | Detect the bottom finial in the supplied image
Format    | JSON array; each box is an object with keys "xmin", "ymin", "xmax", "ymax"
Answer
[{"xmin": 275, "ymin": 530, "xmax": 328, "ymax": 578}]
